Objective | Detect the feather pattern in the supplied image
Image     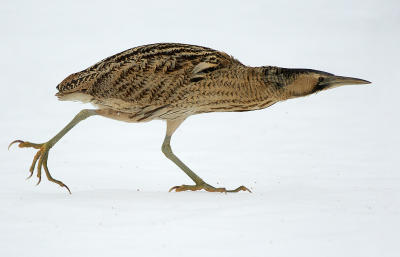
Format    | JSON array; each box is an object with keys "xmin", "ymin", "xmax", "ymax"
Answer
[{"xmin": 56, "ymin": 43, "xmax": 286, "ymax": 121}]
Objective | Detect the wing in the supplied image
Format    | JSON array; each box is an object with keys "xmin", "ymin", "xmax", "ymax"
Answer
[{"xmin": 56, "ymin": 43, "xmax": 242, "ymax": 107}]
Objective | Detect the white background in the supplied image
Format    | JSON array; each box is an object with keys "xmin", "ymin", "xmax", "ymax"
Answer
[{"xmin": 0, "ymin": 0, "xmax": 399, "ymax": 256}]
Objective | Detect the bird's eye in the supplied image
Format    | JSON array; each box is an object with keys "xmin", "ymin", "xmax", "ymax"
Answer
[{"xmin": 318, "ymin": 77, "xmax": 325, "ymax": 83}]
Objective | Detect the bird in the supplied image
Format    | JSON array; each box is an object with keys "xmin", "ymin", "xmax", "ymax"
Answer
[{"xmin": 9, "ymin": 42, "xmax": 371, "ymax": 194}]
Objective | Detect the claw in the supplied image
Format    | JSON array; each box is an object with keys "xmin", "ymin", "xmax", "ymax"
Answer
[
  {"xmin": 8, "ymin": 140, "xmax": 23, "ymax": 150},
  {"xmin": 168, "ymin": 186, "xmax": 180, "ymax": 192},
  {"xmin": 63, "ymin": 184, "xmax": 71, "ymax": 194},
  {"xmin": 228, "ymin": 185, "xmax": 252, "ymax": 193}
]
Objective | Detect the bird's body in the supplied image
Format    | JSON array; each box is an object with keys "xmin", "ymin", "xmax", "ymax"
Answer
[
  {"xmin": 56, "ymin": 43, "xmax": 291, "ymax": 121},
  {"xmin": 10, "ymin": 43, "xmax": 371, "ymax": 193}
]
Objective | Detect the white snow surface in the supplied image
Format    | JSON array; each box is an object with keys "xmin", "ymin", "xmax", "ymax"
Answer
[{"xmin": 1, "ymin": 0, "xmax": 399, "ymax": 256}]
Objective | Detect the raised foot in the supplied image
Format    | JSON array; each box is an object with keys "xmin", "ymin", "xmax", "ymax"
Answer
[
  {"xmin": 169, "ymin": 183, "xmax": 251, "ymax": 193},
  {"xmin": 9, "ymin": 140, "xmax": 71, "ymax": 194}
]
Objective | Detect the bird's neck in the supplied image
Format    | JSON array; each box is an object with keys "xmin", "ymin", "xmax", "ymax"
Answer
[
  {"xmin": 244, "ymin": 66, "xmax": 284, "ymax": 101},
  {"xmin": 217, "ymin": 66, "xmax": 283, "ymax": 111},
  {"xmin": 193, "ymin": 66, "xmax": 283, "ymax": 114}
]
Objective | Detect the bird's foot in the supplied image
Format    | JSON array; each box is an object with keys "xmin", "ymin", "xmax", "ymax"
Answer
[
  {"xmin": 169, "ymin": 183, "xmax": 251, "ymax": 193},
  {"xmin": 8, "ymin": 140, "xmax": 71, "ymax": 194}
]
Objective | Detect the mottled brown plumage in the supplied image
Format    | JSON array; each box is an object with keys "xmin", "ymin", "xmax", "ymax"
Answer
[
  {"xmin": 56, "ymin": 43, "xmax": 289, "ymax": 121},
  {"xmin": 10, "ymin": 43, "xmax": 371, "ymax": 193}
]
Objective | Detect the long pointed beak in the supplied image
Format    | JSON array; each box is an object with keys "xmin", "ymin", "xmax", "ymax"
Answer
[{"xmin": 320, "ymin": 75, "xmax": 371, "ymax": 87}]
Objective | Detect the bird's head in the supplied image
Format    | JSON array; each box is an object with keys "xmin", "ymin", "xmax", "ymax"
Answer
[{"xmin": 267, "ymin": 68, "xmax": 371, "ymax": 99}]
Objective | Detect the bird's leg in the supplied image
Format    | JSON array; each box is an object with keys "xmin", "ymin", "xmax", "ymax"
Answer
[
  {"xmin": 162, "ymin": 119, "xmax": 251, "ymax": 193},
  {"xmin": 9, "ymin": 109, "xmax": 98, "ymax": 193}
]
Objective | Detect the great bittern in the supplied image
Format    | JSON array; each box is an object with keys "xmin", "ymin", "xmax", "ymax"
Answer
[{"xmin": 9, "ymin": 43, "xmax": 370, "ymax": 193}]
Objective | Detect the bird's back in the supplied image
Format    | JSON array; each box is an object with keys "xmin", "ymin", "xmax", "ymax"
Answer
[{"xmin": 57, "ymin": 43, "xmax": 243, "ymax": 107}]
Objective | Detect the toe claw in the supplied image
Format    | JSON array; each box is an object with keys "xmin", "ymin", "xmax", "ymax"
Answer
[
  {"xmin": 236, "ymin": 186, "xmax": 252, "ymax": 193},
  {"xmin": 50, "ymin": 178, "xmax": 71, "ymax": 194},
  {"xmin": 26, "ymin": 172, "xmax": 33, "ymax": 180},
  {"xmin": 168, "ymin": 186, "xmax": 180, "ymax": 192},
  {"xmin": 52, "ymin": 179, "xmax": 72, "ymax": 194},
  {"xmin": 63, "ymin": 184, "xmax": 72, "ymax": 194},
  {"xmin": 8, "ymin": 140, "xmax": 23, "ymax": 150}
]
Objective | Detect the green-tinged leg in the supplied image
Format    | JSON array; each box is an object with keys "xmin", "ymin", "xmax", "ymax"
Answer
[
  {"xmin": 162, "ymin": 118, "xmax": 251, "ymax": 193},
  {"xmin": 9, "ymin": 109, "xmax": 98, "ymax": 193}
]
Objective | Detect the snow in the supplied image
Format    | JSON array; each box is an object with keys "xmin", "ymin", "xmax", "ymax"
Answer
[{"xmin": 0, "ymin": 0, "xmax": 399, "ymax": 256}]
